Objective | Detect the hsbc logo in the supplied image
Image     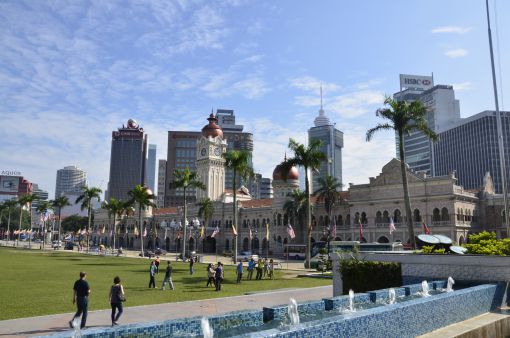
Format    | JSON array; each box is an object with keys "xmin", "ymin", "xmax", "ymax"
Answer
[
  {"xmin": 401, "ymin": 75, "xmax": 433, "ymax": 90},
  {"xmin": 405, "ymin": 79, "xmax": 431, "ymax": 85}
]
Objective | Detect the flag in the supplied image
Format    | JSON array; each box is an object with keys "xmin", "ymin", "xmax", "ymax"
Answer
[
  {"xmin": 359, "ymin": 220, "xmax": 363, "ymax": 241},
  {"xmin": 389, "ymin": 217, "xmax": 396, "ymax": 235},
  {"xmin": 211, "ymin": 226, "xmax": 219, "ymax": 238},
  {"xmin": 125, "ymin": 227, "xmax": 128, "ymax": 234},
  {"xmin": 422, "ymin": 222, "xmax": 430, "ymax": 235},
  {"xmin": 249, "ymin": 228, "xmax": 253, "ymax": 240},
  {"xmin": 96, "ymin": 228, "xmax": 101, "ymax": 235},
  {"xmin": 134, "ymin": 227, "xmax": 139, "ymax": 237},
  {"xmin": 109, "ymin": 229, "xmax": 113, "ymax": 237},
  {"xmin": 331, "ymin": 217, "xmax": 337, "ymax": 239},
  {"xmin": 143, "ymin": 227, "xmax": 147, "ymax": 237},
  {"xmin": 286, "ymin": 224, "xmax": 296, "ymax": 239},
  {"xmin": 81, "ymin": 229, "xmax": 87, "ymax": 235},
  {"xmin": 200, "ymin": 226, "xmax": 205, "ymax": 238},
  {"xmin": 232, "ymin": 224, "xmax": 237, "ymax": 236},
  {"xmin": 101, "ymin": 226, "xmax": 106, "ymax": 234},
  {"xmin": 265, "ymin": 223, "xmax": 269, "ymax": 241},
  {"xmin": 176, "ymin": 230, "xmax": 181, "ymax": 239}
]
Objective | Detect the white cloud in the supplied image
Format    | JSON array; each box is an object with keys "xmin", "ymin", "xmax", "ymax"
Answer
[
  {"xmin": 444, "ymin": 49, "xmax": 468, "ymax": 58},
  {"xmin": 288, "ymin": 76, "xmax": 341, "ymax": 93},
  {"xmin": 431, "ymin": 26, "xmax": 472, "ymax": 34},
  {"xmin": 328, "ymin": 91, "xmax": 385, "ymax": 118},
  {"xmin": 451, "ymin": 81, "xmax": 474, "ymax": 91}
]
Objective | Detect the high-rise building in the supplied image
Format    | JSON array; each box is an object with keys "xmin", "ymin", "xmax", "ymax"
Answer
[
  {"xmin": 147, "ymin": 144, "xmax": 157, "ymax": 193},
  {"xmin": 0, "ymin": 175, "xmax": 33, "ymax": 202},
  {"xmin": 308, "ymin": 90, "xmax": 344, "ymax": 193},
  {"xmin": 157, "ymin": 159, "xmax": 166, "ymax": 208},
  {"xmin": 215, "ymin": 109, "xmax": 254, "ymax": 189},
  {"xmin": 31, "ymin": 183, "xmax": 49, "ymax": 210},
  {"xmin": 107, "ymin": 119, "xmax": 148, "ymax": 201},
  {"xmin": 433, "ymin": 110, "xmax": 510, "ymax": 193},
  {"xmin": 55, "ymin": 165, "xmax": 87, "ymax": 198},
  {"xmin": 248, "ymin": 174, "xmax": 273, "ymax": 199},
  {"xmin": 165, "ymin": 131, "xmax": 201, "ymax": 207},
  {"xmin": 393, "ymin": 74, "xmax": 461, "ymax": 175}
]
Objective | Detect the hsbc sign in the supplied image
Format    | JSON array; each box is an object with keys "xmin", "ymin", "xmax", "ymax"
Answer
[{"xmin": 400, "ymin": 74, "xmax": 434, "ymax": 91}]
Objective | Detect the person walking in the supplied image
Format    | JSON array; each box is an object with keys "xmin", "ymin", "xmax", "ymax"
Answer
[
  {"xmin": 268, "ymin": 259, "xmax": 275, "ymax": 280},
  {"xmin": 109, "ymin": 276, "xmax": 125, "ymax": 326},
  {"xmin": 215, "ymin": 262, "xmax": 224, "ymax": 291},
  {"xmin": 155, "ymin": 256, "xmax": 161, "ymax": 273},
  {"xmin": 149, "ymin": 261, "xmax": 157, "ymax": 288},
  {"xmin": 256, "ymin": 259, "xmax": 264, "ymax": 280},
  {"xmin": 69, "ymin": 271, "xmax": 90, "ymax": 330},
  {"xmin": 236, "ymin": 261, "xmax": 243, "ymax": 284},
  {"xmin": 247, "ymin": 258, "xmax": 255, "ymax": 280},
  {"xmin": 161, "ymin": 261, "xmax": 175, "ymax": 290},
  {"xmin": 206, "ymin": 263, "xmax": 216, "ymax": 287},
  {"xmin": 189, "ymin": 256, "xmax": 195, "ymax": 275},
  {"xmin": 263, "ymin": 258, "xmax": 269, "ymax": 278}
]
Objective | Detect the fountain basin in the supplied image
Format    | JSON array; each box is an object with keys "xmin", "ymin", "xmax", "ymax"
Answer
[
  {"xmin": 369, "ymin": 287, "xmax": 407, "ymax": 303},
  {"xmin": 323, "ymin": 292, "xmax": 371, "ymax": 311},
  {"xmin": 263, "ymin": 299, "xmax": 325, "ymax": 322}
]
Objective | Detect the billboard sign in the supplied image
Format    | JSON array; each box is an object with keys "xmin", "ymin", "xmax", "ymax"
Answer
[
  {"xmin": 400, "ymin": 74, "xmax": 434, "ymax": 91},
  {"xmin": 0, "ymin": 176, "xmax": 19, "ymax": 193}
]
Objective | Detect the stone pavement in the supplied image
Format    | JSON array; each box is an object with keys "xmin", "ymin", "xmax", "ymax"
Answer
[{"xmin": 0, "ymin": 285, "xmax": 332, "ymax": 338}]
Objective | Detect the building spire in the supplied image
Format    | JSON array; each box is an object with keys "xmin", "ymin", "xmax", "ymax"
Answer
[
  {"xmin": 314, "ymin": 84, "xmax": 330, "ymax": 127},
  {"xmin": 320, "ymin": 84, "xmax": 323, "ymax": 111}
]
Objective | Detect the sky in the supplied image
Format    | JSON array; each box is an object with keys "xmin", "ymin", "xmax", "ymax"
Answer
[{"xmin": 1, "ymin": 0, "xmax": 509, "ymax": 199}]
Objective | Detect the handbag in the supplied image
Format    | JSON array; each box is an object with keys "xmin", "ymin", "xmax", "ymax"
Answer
[{"xmin": 119, "ymin": 294, "xmax": 126, "ymax": 302}]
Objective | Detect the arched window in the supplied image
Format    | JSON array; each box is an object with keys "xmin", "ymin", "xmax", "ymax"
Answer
[
  {"xmin": 377, "ymin": 236, "xmax": 389, "ymax": 243},
  {"xmin": 311, "ymin": 215, "xmax": 317, "ymax": 227},
  {"xmin": 361, "ymin": 212, "xmax": 367, "ymax": 224},
  {"xmin": 319, "ymin": 216, "xmax": 324, "ymax": 227},
  {"xmin": 338, "ymin": 215, "xmax": 343, "ymax": 226},
  {"xmin": 375, "ymin": 211, "xmax": 382, "ymax": 223},
  {"xmin": 243, "ymin": 237, "xmax": 249, "ymax": 251},
  {"xmin": 225, "ymin": 239, "xmax": 230, "ymax": 251},
  {"xmin": 277, "ymin": 214, "xmax": 282, "ymax": 226},
  {"xmin": 283, "ymin": 214, "xmax": 288, "ymax": 225},
  {"xmin": 383, "ymin": 210, "xmax": 390, "ymax": 223},
  {"xmin": 283, "ymin": 238, "xmax": 288, "ymax": 245},
  {"xmin": 277, "ymin": 236, "xmax": 282, "ymax": 243},
  {"xmin": 325, "ymin": 216, "xmax": 330, "ymax": 227},
  {"xmin": 393, "ymin": 209, "xmax": 402, "ymax": 223},
  {"xmin": 354, "ymin": 212, "xmax": 360, "ymax": 224},
  {"xmin": 441, "ymin": 208, "xmax": 449, "ymax": 221},
  {"xmin": 413, "ymin": 209, "xmax": 421, "ymax": 222},
  {"xmin": 346, "ymin": 214, "xmax": 350, "ymax": 225}
]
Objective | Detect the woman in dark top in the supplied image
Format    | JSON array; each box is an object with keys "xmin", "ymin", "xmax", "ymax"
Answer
[{"xmin": 108, "ymin": 276, "xmax": 125, "ymax": 326}]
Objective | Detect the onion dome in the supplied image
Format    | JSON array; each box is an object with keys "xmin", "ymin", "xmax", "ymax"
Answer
[
  {"xmin": 201, "ymin": 113, "xmax": 223, "ymax": 138},
  {"xmin": 272, "ymin": 163, "xmax": 299, "ymax": 181},
  {"xmin": 127, "ymin": 119, "xmax": 138, "ymax": 128}
]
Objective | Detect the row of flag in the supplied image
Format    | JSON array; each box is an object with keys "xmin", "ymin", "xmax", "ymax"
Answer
[{"xmin": 358, "ymin": 216, "xmax": 430, "ymax": 240}]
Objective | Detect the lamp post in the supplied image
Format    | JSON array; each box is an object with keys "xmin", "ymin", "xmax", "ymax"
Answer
[{"xmin": 194, "ymin": 217, "xmax": 201, "ymax": 253}]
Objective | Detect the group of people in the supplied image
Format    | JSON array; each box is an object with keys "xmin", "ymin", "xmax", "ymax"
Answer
[
  {"xmin": 245, "ymin": 258, "xmax": 275, "ymax": 281},
  {"xmin": 206, "ymin": 262, "xmax": 225, "ymax": 291},
  {"xmin": 149, "ymin": 257, "xmax": 175, "ymax": 290},
  {"xmin": 69, "ymin": 271, "xmax": 125, "ymax": 330}
]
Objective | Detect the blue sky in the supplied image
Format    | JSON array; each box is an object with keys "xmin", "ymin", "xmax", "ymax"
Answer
[{"xmin": 1, "ymin": 0, "xmax": 509, "ymax": 199}]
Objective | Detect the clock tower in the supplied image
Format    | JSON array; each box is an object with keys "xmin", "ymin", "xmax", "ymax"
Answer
[{"xmin": 196, "ymin": 113, "xmax": 227, "ymax": 201}]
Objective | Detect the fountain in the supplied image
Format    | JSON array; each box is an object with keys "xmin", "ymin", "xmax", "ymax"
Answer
[
  {"xmin": 421, "ymin": 280, "xmax": 430, "ymax": 297},
  {"xmin": 201, "ymin": 317, "xmax": 213, "ymax": 338},
  {"xmin": 347, "ymin": 289, "xmax": 355, "ymax": 311},
  {"xmin": 287, "ymin": 298, "xmax": 300, "ymax": 326},
  {"xmin": 71, "ymin": 318, "xmax": 81, "ymax": 338},
  {"xmin": 446, "ymin": 277, "xmax": 455, "ymax": 292},
  {"xmin": 388, "ymin": 288, "xmax": 396, "ymax": 304}
]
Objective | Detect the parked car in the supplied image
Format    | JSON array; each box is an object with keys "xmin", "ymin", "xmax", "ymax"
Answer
[
  {"xmin": 139, "ymin": 250, "xmax": 155, "ymax": 258},
  {"xmin": 154, "ymin": 248, "xmax": 167, "ymax": 255},
  {"xmin": 237, "ymin": 251, "xmax": 259, "ymax": 262},
  {"xmin": 52, "ymin": 240, "xmax": 62, "ymax": 249}
]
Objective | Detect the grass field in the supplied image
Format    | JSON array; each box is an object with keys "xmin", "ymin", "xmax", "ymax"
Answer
[{"xmin": 0, "ymin": 247, "xmax": 330, "ymax": 320}]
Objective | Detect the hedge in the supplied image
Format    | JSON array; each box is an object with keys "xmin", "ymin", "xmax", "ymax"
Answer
[{"xmin": 340, "ymin": 260, "xmax": 402, "ymax": 294}]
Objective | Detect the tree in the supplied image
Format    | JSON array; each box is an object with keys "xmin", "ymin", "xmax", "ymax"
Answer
[
  {"xmin": 103, "ymin": 198, "xmax": 123, "ymax": 251},
  {"xmin": 283, "ymin": 189, "xmax": 308, "ymax": 242},
  {"xmin": 314, "ymin": 175, "xmax": 343, "ymax": 229},
  {"xmin": 2, "ymin": 199, "xmax": 17, "ymax": 241},
  {"xmin": 171, "ymin": 167, "xmax": 205, "ymax": 259},
  {"xmin": 366, "ymin": 96, "xmax": 438, "ymax": 249},
  {"xmin": 51, "ymin": 196, "xmax": 71, "ymax": 243},
  {"xmin": 36, "ymin": 200, "xmax": 53, "ymax": 247},
  {"xmin": 282, "ymin": 138, "xmax": 326, "ymax": 268},
  {"xmin": 128, "ymin": 185, "xmax": 156, "ymax": 255},
  {"xmin": 223, "ymin": 150, "xmax": 254, "ymax": 263},
  {"xmin": 197, "ymin": 198, "xmax": 215, "ymax": 252},
  {"xmin": 17, "ymin": 194, "xmax": 39, "ymax": 246},
  {"xmin": 76, "ymin": 185, "xmax": 102, "ymax": 250},
  {"xmin": 61, "ymin": 215, "xmax": 88, "ymax": 232}
]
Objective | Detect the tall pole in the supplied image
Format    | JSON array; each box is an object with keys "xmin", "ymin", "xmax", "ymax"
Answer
[{"xmin": 486, "ymin": 0, "xmax": 510, "ymax": 236}]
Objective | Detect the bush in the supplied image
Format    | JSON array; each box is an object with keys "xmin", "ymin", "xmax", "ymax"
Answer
[
  {"xmin": 340, "ymin": 259, "xmax": 401, "ymax": 294},
  {"xmin": 465, "ymin": 231, "xmax": 510, "ymax": 256},
  {"xmin": 421, "ymin": 245, "xmax": 446, "ymax": 254}
]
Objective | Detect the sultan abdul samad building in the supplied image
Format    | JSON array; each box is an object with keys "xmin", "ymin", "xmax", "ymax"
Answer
[{"xmin": 93, "ymin": 113, "xmax": 510, "ymax": 255}]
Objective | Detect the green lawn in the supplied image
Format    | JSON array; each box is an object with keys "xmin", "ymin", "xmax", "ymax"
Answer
[{"xmin": 0, "ymin": 247, "xmax": 330, "ymax": 320}]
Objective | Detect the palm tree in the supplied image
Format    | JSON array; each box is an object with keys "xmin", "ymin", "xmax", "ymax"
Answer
[
  {"xmin": 315, "ymin": 175, "xmax": 343, "ymax": 230},
  {"xmin": 106, "ymin": 198, "xmax": 123, "ymax": 251},
  {"xmin": 366, "ymin": 96, "xmax": 438, "ymax": 249},
  {"xmin": 17, "ymin": 194, "xmax": 38, "ymax": 245},
  {"xmin": 101, "ymin": 199, "xmax": 113, "ymax": 243},
  {"xmin": 171, "ymin": 167, "xmax": 206, "ymax": 259},
  {"xmin": 51, "ymin": 196, "xmax": 71, "ymax": 244},
  {"xmin": 223, "ymin": 150, "xmax": 254, "ymax": 264},
  {"xmin": 121, "ymin": 200, "xmax": 135, "ymax": 246},
  {"xmin": 128, "ymin": 185, "xmax": 156, "ymax": 255},
  {"xmin": 76, "ymin": 186, "xmax": 102, "ymax": 250},
  {"xmin": 282, "ymin": 138, "xmax": 326, "ymax": 268},
  {"xmin": 1, "ymin": 199, "xmax": 17, "ymax": 242},
  {"xmin": 283, "ymin": 189, "xmax": 308, "ymax": 243},
  {"xmin": 197, "ymin": 198, "xmax": 215, "ymax": 253},
  {"xmin": 36, "ymin": 200, "xmax": 53, "ymax": 248}
]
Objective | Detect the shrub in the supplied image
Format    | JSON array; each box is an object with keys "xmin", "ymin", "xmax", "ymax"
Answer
[
  {"xmin": 421, "ymin": 245, "xmax": 446, "ymax": 254},
  {"xmin": 340, "ymin": 259, "xmax": 401, "ymax": 294},
  {"xmin": 465, "ymin": 231, "xmax": 510, "ymax": 256}
]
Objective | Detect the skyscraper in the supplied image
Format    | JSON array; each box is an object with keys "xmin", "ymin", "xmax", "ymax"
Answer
[
  {"xmin": 393, "ymin": 74, "xmax": 461, "ymax": 175},
  {"xmin": 147, "ymin": 144, "xmax": 157, "ymax": 193},
  {"xmin": 308, "ymin": 89, "xmax": 343, "ymax": 192},
  {"xmin": 157, "ymin": 159, "xmax": 166, "ymax": 208},
  {"xmin": 107, "ymin": 119, "xmax": 147, "ymax": 201},
  {"xmin": 55, "ymin": 165, "xmax": 87, "ymax": 198},
  {"xmin": 433, "ymin": 110, "xmax": 510, "ymax": 193}
]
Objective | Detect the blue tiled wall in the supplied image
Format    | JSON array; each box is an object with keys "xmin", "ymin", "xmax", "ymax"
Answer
[
  {"xmin": 323, "ymin": 293, "xmax": 371, "ymax": 311},
  {"xmin": 263, "ymin": 300, "xmax": 326, "ymax": 322},
  {"xmin": 237, "ymin": 283, "xmax": 506, "ymax": 338},
  {"xmin": 404, "ymin": 281, "xmax": 434, "ymax": 296},
  {"xmin": 368, "ymin": 287, "xmax": 407, "ymax": 303}
]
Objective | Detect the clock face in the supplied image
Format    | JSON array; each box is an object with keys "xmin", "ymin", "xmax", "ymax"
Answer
[
  {"xmin": 214, "ymin": 147, "xmax": 220, "ymax": 156},
  {"xmin": 201, "ymin": 148, "xmax": 206, "ymax": 156}
]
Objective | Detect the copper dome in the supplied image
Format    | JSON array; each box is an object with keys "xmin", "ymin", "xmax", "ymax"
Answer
[
  {"xmin": 272, "ymin": 163, "xmax": 299, "ymax": 181},
  {"xmin": 201, "ymin": 113, "xmax": 223, "ymax": 138}
]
